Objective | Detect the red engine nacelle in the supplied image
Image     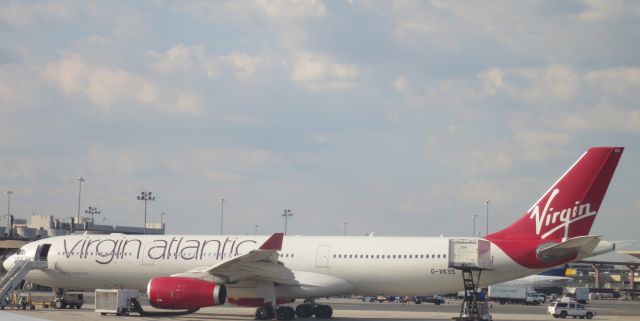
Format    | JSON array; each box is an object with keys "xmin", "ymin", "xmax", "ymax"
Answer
[{"xmin": 147, "ymin": 277, "xmax": 226, "ymax": 310}]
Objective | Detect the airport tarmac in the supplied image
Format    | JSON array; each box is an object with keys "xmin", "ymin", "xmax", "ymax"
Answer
[{"xmin": 1, "ymin": 298, "xmax": 639, "ymax": 321}]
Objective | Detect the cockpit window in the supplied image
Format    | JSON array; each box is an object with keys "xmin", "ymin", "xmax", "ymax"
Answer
[{"xmin": 16, "ymin": 249, "xmax": 25, "ymax": 255}]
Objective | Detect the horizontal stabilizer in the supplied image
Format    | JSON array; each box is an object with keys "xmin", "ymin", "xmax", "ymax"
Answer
[{"xmin": 536, "ymin": 236, "xmax": 602, "ymax": 263}]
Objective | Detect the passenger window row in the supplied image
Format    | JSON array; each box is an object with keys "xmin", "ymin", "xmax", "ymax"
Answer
[{"xmin": 332, "ymin": 254, "xmax": 446, "ymax": 259}]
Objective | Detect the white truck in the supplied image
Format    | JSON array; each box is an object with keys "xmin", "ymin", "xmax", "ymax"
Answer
[
  {"xmin": 488, "ymin": 285, "xmax": 545, "ymax": 305},
  {"xmin": 562, "ymin": 287, "xmax": 589, "ymax": 304},
  {"xmin": 548, "ymin": 301, "xmax": 595, "ymax": 319}
]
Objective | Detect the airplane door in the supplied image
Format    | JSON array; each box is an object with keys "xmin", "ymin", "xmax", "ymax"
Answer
[
  {"xmin": 315, "ymin": 245, "xmax": 331, "ymax": 268},
  {"xmin": 142, "ymin": 243, "xmax": 155, "ymax": 266},
  {"xmin": 35, "ymin": 244, "xmax": 51, "ymax": 260}
]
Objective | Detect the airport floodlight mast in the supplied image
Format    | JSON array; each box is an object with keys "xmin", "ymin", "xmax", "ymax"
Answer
[
  {"xmin": 161, "ymin": 212, "xmax": 166, "ymax": 226},
  {"xmin": 282, "ymin": 209, "xmax": 293, "ymax": 235},
  {"xmin": 343, "ymin": 222, "xmax": 348, "ymax": 236},
  {"xmin": 486, "ymin": 200, "xmax": 490, "ymax": 236},
  {"xmin": 85, "ymin": 206, "xmax": 101, "ymax": 224},
  {"xmin": 6, "ymin": 189, "xmax": 12, "ymax": 216},
  {"xmin": 76, "ymin": 177, "xmax": 84, "ymax": 232},
  {"xmin": 472, "ymin": 213, "xmax": 477, "ymax": 236},
  {"xmin": 255, "ymin": 224, "xmax": 258, "ymax": 235},
  {"xmin": 137, "ymin": 191, "xmax": 155, "ymax": 235},
  {"xmin": 219, "ymin": 198, "xmax": 225, "ymax": 235}
]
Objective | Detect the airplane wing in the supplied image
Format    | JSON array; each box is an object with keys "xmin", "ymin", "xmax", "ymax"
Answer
[{"xmin": 172, "ymin": 233, "xmax": 297, "ymax": 285}]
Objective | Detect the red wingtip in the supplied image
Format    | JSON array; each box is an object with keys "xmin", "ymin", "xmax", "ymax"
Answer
[{"xmin": 259, "ymin": 233, "xmax": 284, "ymax": 250}]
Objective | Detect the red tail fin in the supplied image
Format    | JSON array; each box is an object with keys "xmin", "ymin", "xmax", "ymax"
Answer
[{"xmin": 486, "ymin": 147, "xmax": 623, "ymax": 267}]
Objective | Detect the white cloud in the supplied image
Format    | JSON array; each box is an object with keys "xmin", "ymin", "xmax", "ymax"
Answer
[
  {"xmin": 428, "ymin": 180, "xmax": 509, "ymax": 205},
  {"xmin": 221, "ymin": 52, "xmax": 263, "ymax": 79},
  {"xmin": 393, "ymin": 76, "xmax": 409, "ymax": 92},
  {"xmin": 291, "ymin": 53, "xmax": 361, "ymax": 90},
  {"xmin": 408, "ymin": 78, "xmax": 479, "ymax": 111},
  {"xmin": 0, "ymin": 156, "xmax": 38, "ymax": 183},
  {"xmin": 477, "ymin": 64, "xmax": 580, "ymax": 103},
  {"xmin": 513, "ymin": 129, "xmax": 572, "ymax": 161},
  {"xmin": 427, "ymin": 138, "xmax": 513, "ymax": 175},
  {"xmin": 518, "ymin": 64, "xmax": 580, "ymax": 102},
  {"xmin": 39, "ymin": 54, "xmax": 204, "ymax": 116},
  {"xmin": 112, "ymin": 12, "xmax": 146, "ymax": 38},
  {"xmin": 150, "ymin": 45, "xmax": 269, "ymax": 80},
  {"xmin": 585, "ymin": 67, "xmax": 640, "ymax": 96},
  {"xmin": 255, "ymin": 0, "xmax": 326, "ymax": 18},
  {"xmin": 0, "ymin": 65, "xmax": 30, "ymax": 107},
  {"xmin": 0, "ymin": 1, "xmax": 75, "ymax": 27},
  {"xmin": 554, "ymin": 101, "xmax": 640, "ymax": 133},
  {"xmin": 150, "ymin": 44, "xmax": 216, "ymax": 77},
  {"xmin": 577, "ymin": 0, "xmax": 640, "ymax": 22},
  {"xmin": 88, "ymin": 146, "xmax": 146, "ymax": 175},
  {"xmin": 478, "ymin": 68, "xmax": 504, "ymax": 96},
  {"xmin": 312, "ymin": 133, "xmax": 331, "ymax": 144}
]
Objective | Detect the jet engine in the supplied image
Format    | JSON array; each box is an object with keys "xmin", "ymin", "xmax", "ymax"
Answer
[{"xmin": 147, "ymin": 276, "xmax": 226, "ymax": 310}]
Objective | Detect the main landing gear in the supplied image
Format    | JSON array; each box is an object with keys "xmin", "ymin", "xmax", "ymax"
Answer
[{"xmin": 255, "ymin": 302, "xmax": 333, "ymax": 320}]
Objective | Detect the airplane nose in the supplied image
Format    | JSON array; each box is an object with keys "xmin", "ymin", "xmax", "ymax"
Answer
[{"xmin": 3, "ymin": 255, "xmax": 15, "ymax": 271}]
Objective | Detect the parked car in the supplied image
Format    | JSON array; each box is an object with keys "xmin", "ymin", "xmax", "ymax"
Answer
[
  {"xmin": 413, "ymin": 295, "xmax": 445, "ymax": 305},
  {"xmin": 548, "ymin": 301, "xmax": 595, "ymax": 319},
  {"xmin": 359, "ymin": 296, "xmax": 376, "ymax": 302}
]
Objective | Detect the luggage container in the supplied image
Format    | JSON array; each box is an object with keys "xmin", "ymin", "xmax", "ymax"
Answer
[{"xmin": 95, "ymin": 289, "xmax": 140, "ymax": 316}]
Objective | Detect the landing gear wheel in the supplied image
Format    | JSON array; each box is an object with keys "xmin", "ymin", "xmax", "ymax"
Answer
[
  {"xmin": 276, "ymin": 306, "xmax": 295, "ymax": 320},
  {"xmin": 295, "ymin": 304, "xmax": 314, "ymax": 318},
  {"xmin": 256, "ymin": 306, "xmax": 275, "ymax": 320},
  {"xmin": 54, "ymin": 300, "xmax": 66, "ymax": 309},
  {"xmin": 314, "ymin": 305, "xmax": 332, "ymax": 319}
]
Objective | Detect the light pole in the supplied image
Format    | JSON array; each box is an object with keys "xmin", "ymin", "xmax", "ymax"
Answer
[
  {"xmin": 472, "ymin": 213, "xmax": 477, "ymax": 236},
  {"xmin": 84, "ymin": 206, "xmax": 101, "ymax": 225},
  {"xmin": 76, "ymin": 177, "xmax": 84, "ymax": 231},
  {"xmin": 343, "ymin": 222, "xmax": 348, "ymax": 236},
  {"xmin": 219, "ymin": 198, "xmax": 225, "ymax": 235},
  {"xmin": 137, "ymin": 191, "xmax": 155, "ymax": 235},
  {"xmin": 160, "ymin": 212, "xmax": 166, "ymax": 233},
  {"xmin": 485, "ymin": 200, "xmax": 490, "ymax": 236},
  {"xmin": 254, "ymin": 224, "xmax": 259, "ymax": 235},
  {"xmin": 6, "ymin": 189, "xmax": 12, "ymax": 216},
  {"xmin": 282, "ymin": 209, "xmax": 293, "ymax": 235},
  {"xmin": 101, "ymin": 217, "xmax": 107, "ymax": 225}
]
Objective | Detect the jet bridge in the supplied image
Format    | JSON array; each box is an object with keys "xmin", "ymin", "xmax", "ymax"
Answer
[{"xmin": 448, "ymin": 238, "xmax": 493, "ymax": 321}]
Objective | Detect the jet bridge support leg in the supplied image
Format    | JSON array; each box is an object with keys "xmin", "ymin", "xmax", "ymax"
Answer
[
  {"xmin": 451, "ymin": 268, "xmax": 491, "ymax": 321},
  {"xmin": 448, "ymin": 238, "xmax": 493, "ymax": 321}
]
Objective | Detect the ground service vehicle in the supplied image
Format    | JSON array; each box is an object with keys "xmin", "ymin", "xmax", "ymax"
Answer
[
  {"xmin": 548, "ymin": 301, "xmax": 595, "ymax": 319},
  {"xmin": 413, "ymin": 295, "xmax": 445, "ymax": 305},
  {"xmin": 52, "ymin": 293, "xmax": 83, "ymax": 309},
  {"xmin": 488, "ymin": 285, "xmax": 545, "ymax": 305},
  {"xmin": 562, "ymin": 287, "xmax": 589, "ymax": 304}
]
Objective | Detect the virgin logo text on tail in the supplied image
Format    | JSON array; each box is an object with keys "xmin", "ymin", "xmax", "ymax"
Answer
[{"xmin": 529, "ymin": 189, "xmax": 596, "ymax": 239}]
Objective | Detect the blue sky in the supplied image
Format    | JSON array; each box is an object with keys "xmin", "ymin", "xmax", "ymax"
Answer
[{"xmin": 1, "ymin": 1, "xmax": 639, "ymax": 239}]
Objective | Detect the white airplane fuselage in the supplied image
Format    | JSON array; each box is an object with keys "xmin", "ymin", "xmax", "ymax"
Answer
[{"xmin": 11, "ymin": 234, "xmax": 531, "ymax": 297}]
